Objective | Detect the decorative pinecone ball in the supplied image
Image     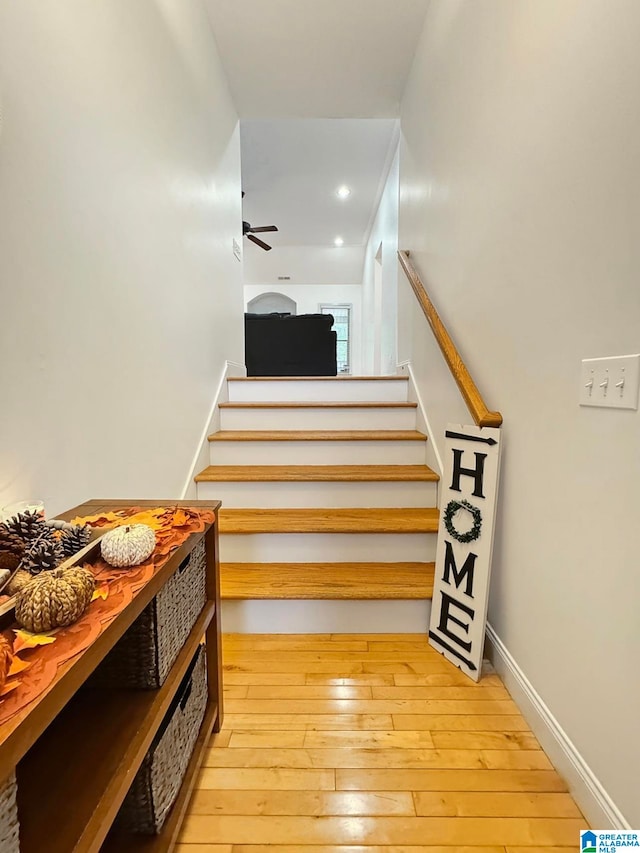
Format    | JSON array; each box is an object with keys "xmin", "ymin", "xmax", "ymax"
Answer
[
  {"xmin": 0, "ymin": 526, "xmax": 26, "ymax": 572},
  {"xmin": 5, "ymin": 510, "xmax": 46, "ymax": 544},
  {"xmin": 0, "ymin": 635, "xmax": 13, "ymax": 693},
  {"xmin": 15, "ymin": 566, "xmax": 95, "ymax": 633},
  {"xmin": 20, "ymin": 536, "xmax": 64, "ymax": 576},
  {"xmin": 60, "ymin": 524, "xmax": 92, "ymax": 558},
  {"xmin": 6, "ymin": 569, "xmax": 33, "ymax": 597}
]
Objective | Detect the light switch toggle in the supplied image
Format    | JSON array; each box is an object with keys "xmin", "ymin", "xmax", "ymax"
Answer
[{"xmin": 580, "ymin": 355, "xmax": 640, "ymax": 410}]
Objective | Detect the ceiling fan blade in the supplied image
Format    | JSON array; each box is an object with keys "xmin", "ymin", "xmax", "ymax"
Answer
[
  {"xmin": 247, "ymin": 234, "xmax": 272, "ymax": 251},
  {"xmin": 249, "ymin": 225, "xmax": 278, "ymax": 233}
]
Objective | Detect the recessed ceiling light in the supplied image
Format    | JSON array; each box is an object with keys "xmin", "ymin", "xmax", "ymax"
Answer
[
  {"xmin": 334, "ymin": 236, "xmax": 344, "ymax": 247},
  {"xmin": 336, "ymin": 186, "xmax": 351, "ymax": 199}
]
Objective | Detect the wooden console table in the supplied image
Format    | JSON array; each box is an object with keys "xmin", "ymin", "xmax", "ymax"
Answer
[{"xmin": 0, "ymin": 499, "xmax": 222, "ymax": 853}]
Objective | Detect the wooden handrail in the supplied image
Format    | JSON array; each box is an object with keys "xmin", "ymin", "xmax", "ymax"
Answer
[{"xmin": 398, "ymin": 250, "xmax": 503, "ymax": 428}]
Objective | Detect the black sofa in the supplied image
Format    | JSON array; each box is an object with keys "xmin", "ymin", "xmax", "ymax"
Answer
[{"xmin": 244, "ymin": 313, "xmax": 337, "ymax": 376}]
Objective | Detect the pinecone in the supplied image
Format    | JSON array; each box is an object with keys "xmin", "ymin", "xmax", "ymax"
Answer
[
  {"xmin": 5, "ymin": 510, "xmax": 46, "ymax": 544},
  {"xmin": 20, "ymin": 537, "xmax": 64, "ymax": 576},
  {"xmin": 0, "ymin": 526, "xmax": 26, "ymax": 572},
  {"xmin": 60, "ymin": 525, "xmax": 92, "ymax": 558}
]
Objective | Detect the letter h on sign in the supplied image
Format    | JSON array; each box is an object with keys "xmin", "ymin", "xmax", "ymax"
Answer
[{"xmin": 428, "ymin": 425, "xmax": 502, "ymax": 681}]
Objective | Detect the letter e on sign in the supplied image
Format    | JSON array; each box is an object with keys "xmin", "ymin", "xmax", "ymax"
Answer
[{"xmin": 428, "ymin": 424, "xmax": 502, "ymax": 681}]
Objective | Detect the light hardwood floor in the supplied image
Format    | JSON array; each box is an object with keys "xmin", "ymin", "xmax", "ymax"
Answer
[{"xmin": 178, "ymin": 633, "xmax": 587, "ymax": 852}]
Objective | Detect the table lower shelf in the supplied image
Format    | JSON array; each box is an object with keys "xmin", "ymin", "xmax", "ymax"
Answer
[
  {"xmin": 101, "ymin": 702, "xmax": 217, "ymax": 852},
  {"xmin": 17, "ymin": 602, "xmax": 216, "ymax": 853}
]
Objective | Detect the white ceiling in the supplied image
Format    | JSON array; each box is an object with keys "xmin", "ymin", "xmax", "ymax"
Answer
[
  {"xmin": 205, "ymin": 0, "xmax": 430, "ymax": 118},
  {"xmin": 241, "ymin": 119, "xmax": 398, "ymax": 247}
]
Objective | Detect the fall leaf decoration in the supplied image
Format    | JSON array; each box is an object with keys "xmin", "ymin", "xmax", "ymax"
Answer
[
  {"xmin": 7, "ymin": 656, "xmax": 31, "ymax": 677},
  {"xmin": 12, "ymin": 629, "xmax": 57, "ymax": 655},
  {"xmin": 91, "ymin": 583, "xmax": 109, "ymax": 602},
  {"xmin": 0, "ymin": 506, "xmax": 214, "ymax": 719},
  {"xmin": 72, "ymin": 506, "xmax": 213, "ymax": 557},
  {"xmin": 0, "ymin": 635, "xmax": 13, "ymax": 693}
]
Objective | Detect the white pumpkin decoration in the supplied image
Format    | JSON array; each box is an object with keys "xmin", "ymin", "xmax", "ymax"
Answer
[{"xmin": 101, "ymin": 524, "xmax": 156, "ymax": 568}]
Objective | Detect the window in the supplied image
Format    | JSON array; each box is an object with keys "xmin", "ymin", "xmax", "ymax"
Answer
[{"xmin": 320, "ymin": 304, "xmax": 352, "ymax": 374}]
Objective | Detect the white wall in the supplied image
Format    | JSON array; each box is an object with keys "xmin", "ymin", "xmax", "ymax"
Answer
[
  {"xmin": 243, "ymin": 244, "xmax": 364, "ymax": 286},
  {"xmin": 244, "ymin": 284, "xmax": 363, "ymax": 375},
  {"xmin": 0, "ymin": 0, "xmax": 244, "ymax": 516},
  {"xmin": 400, "ymin": 0, "xmax": 640, "ymax": 826},
  {"xmin": 362, "ymin": 146, "xmax": 400, "ymax": 374}
]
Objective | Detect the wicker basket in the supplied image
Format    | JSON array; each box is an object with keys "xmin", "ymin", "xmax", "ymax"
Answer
[
  {"xmin": 116, "ymin": 644, "xmax": 208, "ymax": 834},
  {"xmin": 0, "ymin": 772, "xmax": 19, "ymax": 853},
  {"xmin": 93, "ymin": 536, "xmax": 207, "ymax": 689}
]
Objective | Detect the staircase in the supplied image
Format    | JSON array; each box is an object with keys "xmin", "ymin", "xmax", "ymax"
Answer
[{"xmin": 194, "ymin": 376, "xmax": 440, "ymax": 633}]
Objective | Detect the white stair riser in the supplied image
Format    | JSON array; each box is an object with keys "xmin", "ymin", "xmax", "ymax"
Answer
[
  {"xmin": 197, "ymin": 480, "xmax": 437, "ymax": 508},
  {"xmin": 228, "ymin": 379, "xmax": 408, "ymax": 403},
  {"xmin": 209, "ymin": 440, "xmax": 427, "ymax": 466},
  {"xmin": 220, "ymin": 532, "xmax": 437, "ymax": 563},
  {"xmin": 222, "ymin": 599, "xmax": 431, "ymax": 633},
  {"xmin": 220, "ymin": 407, "xmax": 417, "ymax": 431}
]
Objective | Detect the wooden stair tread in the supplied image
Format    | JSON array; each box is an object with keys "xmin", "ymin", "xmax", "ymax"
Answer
[
  {"xmin": 208, "ymin": 430, "xmax": 427, "ymax": 442},
  {"xmin": 221, "ymin": 562, "xmax": 435, "ymax": 600},
  {"xmin": 218, "ymin": 401, "xmax": 417, "ymax": 409},
  {"xmin": 228, "ymin": 375, "xmax": 408, "ymax": 381},
  {"xmin": 218, "ymin": 507, "xmax": 439, "ymax": 534},
  {"xmin": 196, "ymin": 465, "xmax": 438, "ymax": 483}
]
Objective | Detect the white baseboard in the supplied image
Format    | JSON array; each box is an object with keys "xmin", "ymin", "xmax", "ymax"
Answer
[
  {"xmin": 398, "ymin": 360, "xmax": 443, "ymax": 478},
  {"xmin": 180, "ymin": 360, "xmax": 246, "ymax": 499},
  {"xmin": 485, "ymin": 623, "xmax": 629, "ymax": 829}
]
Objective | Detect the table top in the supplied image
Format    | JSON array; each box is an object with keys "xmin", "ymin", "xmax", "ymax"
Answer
[{"xmin": 0, "ymin": 498, "xmax": 220, "ymax": 777}]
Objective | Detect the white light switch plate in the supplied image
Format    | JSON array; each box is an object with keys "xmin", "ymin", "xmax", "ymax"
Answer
[{"xmin": 580, "ymin": 354, "xmax": 640, "ymax": 409}]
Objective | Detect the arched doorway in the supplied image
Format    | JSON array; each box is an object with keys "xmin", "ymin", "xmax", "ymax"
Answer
[{"xmin": 247, "ymin": 292, "xmax": 297, "ymax": 315}]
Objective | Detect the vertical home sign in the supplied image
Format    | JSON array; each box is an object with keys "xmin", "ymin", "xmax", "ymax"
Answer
[{"xmin": 428, "ymin": 424, "xmax": 502, "ymax": 681}]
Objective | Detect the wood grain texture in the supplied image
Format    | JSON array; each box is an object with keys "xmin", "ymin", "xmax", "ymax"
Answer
[
  {"xmin": 178, "ymin": 847, "xmax": 507, "ymax": 853},
  {"xmin": 209, "ymin": 430, "xmax": 428, "ymax": 442},
  {"xmin": 196, "ymin": 464, "xmax": 439, "ymax": 482},
  {"xmin": 221, "ymin": 562, "xmax": 435, "ymax": 600},
  {"xmin": 413, "ymin": 792, "xmax": 582, "ymax": 818},
  {"xmin": 180, "ymin": 634, "xmax": 586, "ymax": 850},
  {"xmin": 201, "ymin": 747, "xmax": 552, "ymax": 771},
  {"xmin": 398, "ymin": 250, "xmax": 503, "ymax": 428},
  {"xmin": 180, "ymin": 815, "xmax": 582, "ymax": 846},
  {"xmin": 177, "ymin": 847, "xmax": 506, "ymax": 853},
  {"xmin": 219, "ymin": 507, "xmax": 440, "ymax": 534},
  {"xmin": 188, "ymin": 789, "xmax": 415, "ymax": 816},
  {"xmin": 223, "ymin": 699, "xmax": 521, "ymax": 715}
]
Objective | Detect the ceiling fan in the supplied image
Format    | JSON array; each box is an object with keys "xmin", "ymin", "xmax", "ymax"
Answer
[
  {"xmin": 242, "ymin": 220, "xmax": 278, "ymax": 251},
  {"xmin": 242, "ymin": 191, "xmax": 278, "ymax": 251}
]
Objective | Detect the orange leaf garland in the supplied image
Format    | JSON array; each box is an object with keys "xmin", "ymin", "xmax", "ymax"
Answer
[
  {"xmin": 0, "ymin": 635, "xmax": 12, "ymax": 693},
  {"xmin": 13, "ymin": 629, "xmax": 57, "ymax": 655},
  {"xmin": 7, "ymin": 656, "xmax": 31, "ymax": 676},
  {"xmin": 91, "ymin": 583, "xmax": 109, "ymax": 602}
]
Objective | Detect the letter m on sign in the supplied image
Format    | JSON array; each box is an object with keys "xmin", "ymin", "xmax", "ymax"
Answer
[{"xmin": 428, "ymin": 424, "xmax": 502, "ymax": 682}]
